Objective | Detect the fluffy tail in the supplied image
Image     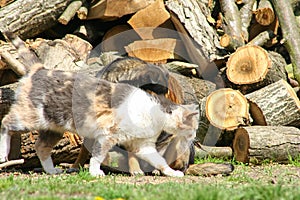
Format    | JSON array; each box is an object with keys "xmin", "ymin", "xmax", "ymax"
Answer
[
  {"xmin": 3, "ymin": 32, "xmax": 41, "ymax": 72},
  {"xmin": 185, "ymin": 163, "xmax": 234, "ymax": 176}
]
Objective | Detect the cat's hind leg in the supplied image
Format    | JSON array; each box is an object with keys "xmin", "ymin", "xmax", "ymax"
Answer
[
  {"xmin": 0, "ymin": 113, "xmax": 25, "ymax": 163},
  {"xmin": 136, "ymin": 145, "xmax": 184, "ymax": 177},
  {"xmin": 35, "ymin": 130, "xmax": 64, "ymax": 174}
]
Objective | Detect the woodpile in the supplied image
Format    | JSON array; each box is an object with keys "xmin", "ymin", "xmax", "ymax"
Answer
[{"xmin": 0, "ymin": 0, "xmax": 299, "ymax": 171}]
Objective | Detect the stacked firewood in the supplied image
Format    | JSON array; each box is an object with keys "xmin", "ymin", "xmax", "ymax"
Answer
[{"xmin": 0, "ymin": 0, "xmax": 299, "ymax": 170}]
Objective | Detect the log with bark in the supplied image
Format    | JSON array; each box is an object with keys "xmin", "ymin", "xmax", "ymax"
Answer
[
  {"xmin": 270, "ymin": 0, "xmax": 300, "ymax": 84},
  {"xmin": 224, "ymin": 45, "xmax": 288, "ymax": 94},
  {"xmin": 165, "ymin": 0, "xmax": 222, "ymax": 63},
  {"xmin": 233, "ymin": 126, "xmax": 300, "ymax": 163},
  {"xmin": 254, "ymin": 0, "xmax": 275, "ymax": 26},
  {"xmin": 0, "ymin": 0, "xmax": 72, "ymax": 38},
  {"xmin": 219, "ymin": 0, "xmax": 245, "ymax": 50},
  {"xmin": 204, "ymin": 88, "xmax": 250, "ymax": 130},
  {"xmin": 245, "ymin": 79, "xmax": 300, "ymax": 127}
]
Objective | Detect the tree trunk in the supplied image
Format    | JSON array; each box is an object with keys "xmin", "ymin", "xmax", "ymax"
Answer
[
  {"xmin": 0, "ymin": 0, "xmax": 72, "ymax": 39},
  {"xmin": 233, "ymin": 126, "xmax": 300, "ymax": 163},
  {"xmin": 245, "ymin": 79, "xmax": 300, "ymax": 127}
]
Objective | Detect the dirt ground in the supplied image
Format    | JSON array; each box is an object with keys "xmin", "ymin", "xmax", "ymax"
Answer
[{"xmin": 1, "ymin": 164, "xmax": 299, "ymax": 186}]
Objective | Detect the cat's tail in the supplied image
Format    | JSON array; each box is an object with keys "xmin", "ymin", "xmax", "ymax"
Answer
[
  {"xmin": 3, "ymin": 32, "xmax": 41, "ymax": 73},
  {"xmin": 185, "ymin": 162, "xmax": 234, "ymax": 176}
]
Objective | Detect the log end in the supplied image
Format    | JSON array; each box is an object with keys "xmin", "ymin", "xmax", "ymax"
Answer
[
  {"xmin": 254, "ymin": 8, "xmax": 275, "ymax": 26},
  {"xmin": 226, "ymin": 45, "xmax": 271, "ymax": 84},
  {"xmin": 233, "ymin": 128, "xmax": 250, "ymax": 163},
  {"xmin": 205, "ymin": 88, "xmax": 249, "ymax": 130}
]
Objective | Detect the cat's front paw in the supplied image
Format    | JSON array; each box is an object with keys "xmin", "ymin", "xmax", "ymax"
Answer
[
  {"xmin": 89, "ymin": 167, "xmax": 105, "ymax": 177},
  {"xmin": 0, "ymin": 150, "xmax": 8, "ymax": 163},
  {"xmin": 130, "ymin": 169, "xmax": 144, "ymax": 176},
  {"xmin": 162, "ymin": 167, "xmax": 184, "ymax": 177},
  {"xmin": 0, "ymin": 156, "xmax": 7, "ymax": 163},
  {"xmin": 45, "ymin": 168, "xmax": 63, "ymax": 175}
]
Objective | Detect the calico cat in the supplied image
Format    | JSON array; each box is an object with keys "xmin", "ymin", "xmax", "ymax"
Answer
[{"xmin": 0, "ymin": 33, "xmax": 199, "ymax": 177}]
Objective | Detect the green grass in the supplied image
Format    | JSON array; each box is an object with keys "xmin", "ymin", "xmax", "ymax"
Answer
[
  {"xmin": 0, "ymin": 158, "xmax": 300, "ymax": 200},
  {"xmin": 1, "ymin": 172, "xmax": 299, "ymax": 200}
]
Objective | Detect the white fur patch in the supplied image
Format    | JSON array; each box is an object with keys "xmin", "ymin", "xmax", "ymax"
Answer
[
  {"xmin": 116, "ymin": 88, "xmax": 166, "ymax": 139},
  {"xmin": 0, "ymin": 134, "xmax": 11, "ymax": 162}
]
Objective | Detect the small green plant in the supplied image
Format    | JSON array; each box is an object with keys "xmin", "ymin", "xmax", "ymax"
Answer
[
  {"xmin": 194, "ymin": 155, "xmax": 234, "ymax": 165},
  {"xmin": 288, "ymin": 154, "xmax": 300, "ymax": 167}
]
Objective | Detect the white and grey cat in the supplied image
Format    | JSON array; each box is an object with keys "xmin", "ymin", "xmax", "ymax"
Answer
[{"xmin": 0, "ymin": 33, "xmax": 199, "ymax": 177}]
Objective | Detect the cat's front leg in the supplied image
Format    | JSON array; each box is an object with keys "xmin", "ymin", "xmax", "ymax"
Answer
[
  {"xmin": 135, "ymin": 146, "xmax": 184, "ymax": 177},
  {"xmin": 89, "ymin": 136, "xmax": 115, "ymax": 177}
]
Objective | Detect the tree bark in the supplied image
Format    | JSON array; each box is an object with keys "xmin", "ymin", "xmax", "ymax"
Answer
[
  {"xmin": 219, "ymin": 0, "xmax": 245, "ymax": 50},
  {"xmin": 58, "ymin": 0, "xmax": 85, "ymax": 25},
  {"xmin": 240, "ymin": 0, "xmax": 256, "ymax": 42},
  {"xmin": 270, "ymin": 0, "xmax": 300, "ymax": 84},
  {"xmin": 165, "ymin": 0, "xmax": 222, "ymax": 61},
  {"xmin": 245, "ymin": 79, "xmax": 300, "ymax": 127},
  {"xmin": 233, "ymin": 126, "xmax": 300, "ymax": 163},
  {"xmin": 247, "ymin": 30, "xmax": 276, "ymax": 47},
  {"xmin": 0, "ymin": 0, "xmax": 72, "ymax": 39},
  {"xmin": 194, "ymin": 144, "xmax": 232, "ymax": 159}
]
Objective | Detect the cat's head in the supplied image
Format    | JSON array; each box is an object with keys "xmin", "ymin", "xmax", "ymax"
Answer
[{"xmin": 164, "ymin": 104, "xmax": 199, "ymax": 139}]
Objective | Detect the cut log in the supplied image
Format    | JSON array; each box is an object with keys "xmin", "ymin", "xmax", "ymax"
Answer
[
  {"xmin": 271, "ymin": 0, "xmax": 300, "ymax": 85},
  {"xmin": 87, "ymin": 0, "xmax": 154, "ymax": 20},
  {"xmin": 248, "ymin": 17, "xmax": 279, "ymax": 45},
  {"xmin": 163, "ymin": 61, "xmax": 199, "ymax": 77},
  {"xmin": 0, "ymin": 159, "xmax": 24, "ymax": 169},
  {"xmin": 226, "ymin": 45, "xmax": 270, "ymax": 84},
  {"xmin": 185, "ymin": 163, "xmax": 234, "ymax": 176},
  {"xmin": 101, "ymin": 25, "xmax": 141, "ymax": 54},
  {"xmin": 58, "ymin": 0, "xmax": 84, "ymax": 25},
  {"xmin": 233, "ymin": 126, "xmax": 300, "ymax": 163},
  {"xmin": 125, "ymin": 38, "xmax": 187, "ymax": 63},
  {"xmin": 194, "ymin": 144, "xmax": 232, "ymax": 159},
  {"xmin": 225, "ymin": 45, "xmax": 288, "ymax": 94},
  {"xmin": 127, "ymin": 0, "xmax": 170, "ymax": 40},
  {"xmin": 205, "ymin": 88, "xmax": 250, "ymax": 130},
  {"xmin": 247, "ymin": 30, "xmax": 276, "ymax": 47},
  {"xmin": 169, "ymin": 13, "xmax": 220, "ymax": 82},
  {"xmin": 29, "ymin": 34, "xmax": 92, "ymax": 71},
  {"xmin": 0, "ymin": 0, "xmax": 72, "ymax": 38},
  {"xmin": 254, "ymin": 0, "xmax": 275, "ymax": 26},
  {"xmin": 245, "ymin": 79, "xmax": 300, "ymax": 127},
  {"xmin": 0, "ymin": 0, "xmax": 14, "ymax": 8},
  {"xmin": 240, "ymin": 0, "xmax": 256, "ymax": 42},
  {"xmin": 219, "ymin": 0, "xmax": 245, "ymax": 50},
  {"xmin": 165, "ymin": 0, "xmax": 222, "ymax": 61},
  {"xmin": 77, "ymin": 2, "xmax": 88, "ymax": 20}
]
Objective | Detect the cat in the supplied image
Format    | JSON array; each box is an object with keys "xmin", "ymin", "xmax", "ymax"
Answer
[
  {"xmin": 0, "ymin": 33, "xmax": 199, "ymax": 177},
  {"xmin": 72, "ymin": 57, "xmax": 194, "ymax": 175}
]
